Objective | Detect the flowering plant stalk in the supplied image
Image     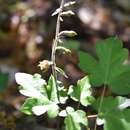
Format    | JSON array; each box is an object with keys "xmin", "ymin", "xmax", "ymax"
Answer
[{"xmin": 15, "ymin": 1, "xmax": 130, "ymax": 130}]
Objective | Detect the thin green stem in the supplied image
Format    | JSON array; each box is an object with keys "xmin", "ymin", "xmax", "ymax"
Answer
[
  {"xmin": 98, "ymin": 86, "xmax": 106, "ymax": 113},
  {"xmin": 94, "ymin": 85, "xmax": 106, "ymax": 130},
  {"xmin": 94, "ymin": 47, "xmax": 112, "ymax": 130},
  {"xmin": 51, "ymin": 0, "xmax": 65, "ymax": 101}
]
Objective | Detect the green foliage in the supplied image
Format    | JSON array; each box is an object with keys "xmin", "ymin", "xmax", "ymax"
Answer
[
  {"xmin": 92, "ymin": 96, "xmax": 130, "ymax": 130},
  {"xmin": 32, "ymin": 103, "xmax": 59, "ymax": 118},
  {"xmin": 58, "ymin": 85, "xmax": 68, "ymax": 104},
  {"xmin": 16, "ymin": 37, "xmax": 130, "ymax": 130},
  {"xmin": 46, "ymin": 75, "xmax": 58, "ymax": 103},
  {"xmin": 20, "ymin": 98, "xmax": 46, "ymax": 115},
  {"xmin": 0, "ymin": 73, "xmax": 8, "ymax": 92},
  {"xmin": 62, "ymin": 40, "xmax": 80, "ymax": 50},
  {"xmin": 15, "ymin": 73, "xmax": 48, "ymax": 99},
  {"xmin": 13, "ymin": 0, "xmax": 130, "ymax": 129},
  {"xmin": 46, "ymin": 76, "xmax": 68, "ymax": 104},
  {"xmin": 68, "ymin": 76, "xmax": 94, "ymax": 106},
  {"xmin": 20, "ymin": 97, "xmax": 59, "ymax": 118},
  {"xmin": 47, "ymin": 104, "xmax": 59, "ymax": 118},
  {"xmin": 64, "ymin": 107, "xmax": 87, "ymax": 130},
  {"xmin": 79, "ymin": 37, "xmax": 130, "ymax": 95},
  {"xmin": 15, "ymin": 73, "xmax": 60, "ymax": 117}
]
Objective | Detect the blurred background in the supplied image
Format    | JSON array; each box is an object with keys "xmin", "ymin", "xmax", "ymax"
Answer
[{"xmin": 0, "ymin": 0, "xmax": 130, "ymax": 130}]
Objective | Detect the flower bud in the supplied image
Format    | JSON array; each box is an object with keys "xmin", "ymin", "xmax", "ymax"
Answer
[
  {"xmin": 59, "ymin": 30, "xmax": 77, "ymax": 37},
  {"xmin": 64, "ymin": 1, "xmax": 76, "ymax": 7},
  {"xmin": 56, "ymin": 46, "xmax": 71, "ymax": 54},
  {"xmin": 61, "ymin": 10, "xmax": 75, "ymax": 17},
  {"xmin": 38, "ymin": 60, "xmax": 53, "ymax": 72}
]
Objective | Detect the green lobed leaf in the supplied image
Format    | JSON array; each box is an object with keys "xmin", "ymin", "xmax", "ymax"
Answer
[
  {"xmin": 64, "ymin": 109, "xmax": 87, "ymax": 130},
  {"xmin": 66, "ymin": 106, "xmax": 75, "ymax": 113},
  {"xmin": 68, "ymin": 76, "xmax": 94, "ymax": 106},
  {"xmin": 79, "ymin": 37, "xmax": 130, "ymax": 95},
  {"xmin": 47, "ymin": 103, "xmax": 59, "ymax": 118},
  {"xmin": 15, "ymin": 73, "xmax": 47, "ymax": 98},
  {"xmin": 46, "ymin": 76, "xmax": 68, "ymax": 104},
  {"xmin": 92, "ymin": 96, "xmax": 130, "ymax": 130},
  {"xmin": 21, "ymin": 98, "xmax": 48, "ymax": 115},
  {"xmin": 32, "ymin": 103, "xmax": 59, "ymax": 118},
  {"xmin": 59, "ymin": 107, "xmax": 74, "ymax": 117},
  {"xmin": 58, "ymin": 85, "xmax": 68, "ymax": 104},
  {"xmin": 21, "ymin": 97, "xmax": 59, "ymax": 117},
  {"xmin": 46, "ymin": 75, "xmax": 58, "ymax": 103},
  {"xmin": 15, "ymin": 73, "xmax": 68, "ymax": 117}
]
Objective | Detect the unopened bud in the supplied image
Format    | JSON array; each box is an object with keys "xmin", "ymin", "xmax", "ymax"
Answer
[
  {"xmin": 59, "ymin": 30, "xmax": 77, "ymax": 37},
  {"xmin": 52, "ymin": 1, "xmax": 76, "ymax": 16},
  {"xmin": 61, "ymin": 10, "xmax": 75, "ymax": 17},
  {"xmin": 56, "ymin": 46, "xmax": 71, "ymax": 54},
  {"xmin": 64, "ymin": 1, "xmax": 76, "ymax": 7}
]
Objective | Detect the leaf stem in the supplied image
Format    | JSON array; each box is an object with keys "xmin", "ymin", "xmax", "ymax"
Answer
[
  {"xmin": 94, "ymin": 47, "xmax": 112, "ymax": 130},
  {"xmin": 94, "ymin": 86, "xmax": 106, "ymax": 130},
  {"xmin": 51, "ymin": 0, "xmax": 65, "ymax": 101},
  {"xmin": 98, "ymin": 86, "xmax": 106, "ymax": 113}
]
